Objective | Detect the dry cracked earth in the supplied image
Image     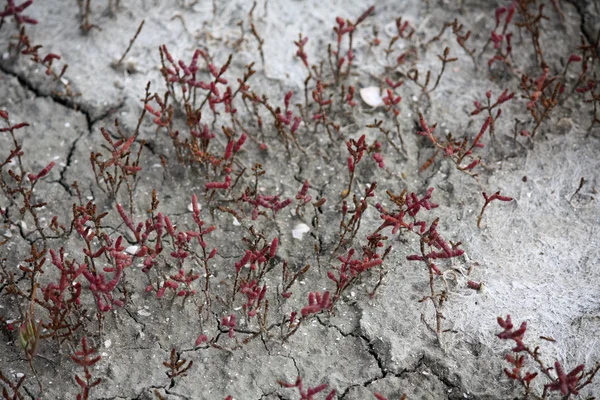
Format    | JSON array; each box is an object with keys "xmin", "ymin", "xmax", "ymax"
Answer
[{"xmin": 0, "ymin": 0, "xmax": 599, "ymax": 399}]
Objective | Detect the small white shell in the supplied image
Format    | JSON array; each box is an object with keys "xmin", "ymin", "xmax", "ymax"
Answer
[
  {"xmin": 292, "ymin": 223, "xmax": 311, "ymax": 240},
  {"xmin": 125, "ymin": 245, "xmax": 139, "ymax": 255},
  {"xmin": 188, "ymin": 199, "xmax": 201, "ymax": 212},
  {"xmin": 360, "ymin": 87, "xmax": 384, "ymax": 108},
  {"xmin": 479, "ymin": 282, "xmax": 489, "ymax": 296}
]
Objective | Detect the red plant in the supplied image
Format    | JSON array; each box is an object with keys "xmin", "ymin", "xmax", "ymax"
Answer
[
  {"xmin": 37, "ymin": 247, "xmax": 87, "ymax": 340},
  {"xmin": 484, "ymin": 1, "xmax": 516, "ymax": 68},
  {"xmin": 0, "ymin": 369, "xmax": 27, "ymax": 399},
  {"xmin": 294, "ymin": 34, "xmax": 309, "ymax": 68},
  {"xmin": 117, "ymin": 194, "xmax": 216, "ymax": 302},
  {"xmin": 240, "ymin": 188, "xmax": 292, "ymax": 220},
  {"xmin": 342, "ymin": 134, "xmax": 368, "ymax": 198},
  {"xmin": 405, "ymin": 218, "xmax": 464, "ymax": 262},
  {"xmin": 0, "ymin": 0, "xmax": 37, "ymax": 27},
  {"xmin": 374, "ymin": 188, "xmax": 438, "ymax": 236},
  {"xmin": 90, "ymin": 125, "xmax": 143, "ymax": 213},
  {"xmin": 278, "ymin": 376, "xmax": 336, "ymax": 400},
  {"xmin": 373, "ymin": 188, "xmax": 463, "ymax": 338},
  {"xmin": 576, "ymin": 79, "xmax": 600, "ymax": 134},
  {"xmin": 333, "ymin": 182, "xmax": 377, "ymax": 259},
  {"xmin": 221, "ymin": 314, "xmax": 236, "ymax": 338},
  {"xmin": 71, "ymin": 337, "xmax": 102, "ymax": 400},
  {"xmin": 519, "ymin": 67, "xmax": 564, "ymax": 138},
  {"xmin": 300, "ymin": 291, "xmax": 332, "ymax": 317},
  {"xmin": 497, "ymin": 315, "xmax": 599, "ymax": 398},
  {"xmin": 329, "ymin": 5, "xmax": 374, "ymax": 82},
  {"xmin": 417, "ymin": 113, "xmax": 490, "ymax": 175},
  {"xmin": 426, "ymin": 18, "xmax": 476, "ymax": 66},
  {"xmin": 163, "ymin": 348, "xmax": 193, "ymax": 380},
  {"xmin": 7, "ymin": 27, "xmax": 75, "ymax": 100},
  {"xmin": 1, "ymin": 111, "xmax": 59, "ymax": 241},
  {"xmin": 73, "ymin": 204, "xmax": 129, "ymax": 314},
  {"xmin": 471, "ymin": 89, "xmax": 515, "ymax": 140},
  {"xmin": 328, "ymin": 248, "xmax": 382, "ymax": 306},
  {"xmin": 477, "ymin": 191, "xmax": 513, "ymax": 228}
]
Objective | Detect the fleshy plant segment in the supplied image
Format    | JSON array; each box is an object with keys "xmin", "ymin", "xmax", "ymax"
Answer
[
  {"xmin": 278, "ymin": 376, "xmax": 336, "ymax": 400},
  {"xmin": 71, "ymin": 337, "xmax": 102, "ymax": 400},
  {"xmin": 477, "ymin": 191, "xmax": 513, "ymax": 229},
  {"xmin": 497, "ymin": 315, "xmax": 599, "ymax": 399}
]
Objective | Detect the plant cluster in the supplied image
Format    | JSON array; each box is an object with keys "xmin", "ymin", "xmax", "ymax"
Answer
[
  {"xmin": 497, "ymin": 315, "xmax": 599, "ymax": 399},
  {"xmin": 0, "ymin": 0, "xmax": 598, "ymax": 398}
]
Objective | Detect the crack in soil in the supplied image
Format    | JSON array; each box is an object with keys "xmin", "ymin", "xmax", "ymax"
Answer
[
  {"xmin": 564, "ymin": 0, "xmax": 598, "ymax": 46},
  {"xmin": 260, "ymin": 393, "xmax": 284, "ymax": 400},
  {"xmin": 0, "ymin": 61, "xmax": 93, "ymax": 127},
  {"xmin": 56, "ymin": 128, "xmax": 86, "ymax": 196},
  {"xmin": 0, "ymin": 62, "xmax": 128, "ymax": 201},
  {"xmin": 122, "ymin": 304, "xmax": 147, "ymax": 332},
  {"xmin": 316, "ymin": 315, "xmax": 467, "ymax": 398},
  {"xmin": 21, "ymin": 384, "xmax": 37, "ymax": 400},
  {"xmin": 420, "ymin": 354, "xmax": 464, "ymax": 398},
  {"xmin": 0, "ymin": 61, "xmax": 128, "ymax": 132}
]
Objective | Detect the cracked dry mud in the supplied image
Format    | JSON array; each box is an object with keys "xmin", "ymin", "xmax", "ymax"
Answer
[{"xmin": 0, "ymin": 0, "xmax": 599, "ymax": 399}]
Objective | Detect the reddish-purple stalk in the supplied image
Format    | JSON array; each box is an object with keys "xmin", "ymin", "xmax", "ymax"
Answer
[
  {"xmin": 426, "ymin": 18, "xmax": 477, "ymax": 67},
  {"xmin": 8, "ymin": 27, "xmax": 76, "ymax": 100},
  {"xmin": 333, "ymin": 182, "xmax": 377, "ymax": 259},
  {"xmin": 484, "ymin": 2, "xmax": 517, "ymax": 68},
  {"xmin": 417, "ymin": 113, "xmax": 490, "ymax": 175},
  {"xmin": 0, "ymin": 0, "xmax": 37, "ymax": 28},
  {"xmin": 163, "ymin": 348, "xmax": 193, "ymax": 379},
  {"xmin": 471, "ymin": 89, "xmax": 515, "ymax": 141},
  {"xmin": 519, "ymin": 68, "xmax": 563, "ymax": 138},
  {"xmin": 71, "ymin": 337, "xmax": 102, "ymax": 400},
  {"xmin": 38, "ymin": 247, "xmax": 87, "ymax": 341},
  {"xmin": 0, "ymin": 369, "xmax": 27, "ymax": 398},
  {"xmin": 278, "ymin": 376, "xmax": 336, "ymax": 400},
  {"xmin": 477, "ymin": 191, "xmax": 513, "ymax": 229},
  {"xmin": 342, "ymin": 134, "xmax": 368, "ymax": 198},
  {"xmin": 497, "ymin": 315, "xmax": 600, "ymax": 398},
  {"xmin": 327, "ymin": 248, "xmax": 382, "ymax": 306},
  {"xmin": 576, "ymin": 79, "xmax": 600, "ymax": 134},
  {"xmin": 90, "ymin": 126, "xmax": 143, "ymax": 214},
  {"xmin": 372, "ymin": 188, "xmax": 464, "ymax": 339}
]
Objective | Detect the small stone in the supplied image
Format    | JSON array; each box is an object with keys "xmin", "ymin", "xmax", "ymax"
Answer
[
  {"xmin": 359, "ymin": 87, "xmax": 384, "ymax": 107},
  {"xmin": 125, "ymin": 245, "xmax": 139, "ymax": 255},
  {"xmin": 292, "ymin": 223, "xmax": 310, "ymax": 240},
  {"xmin": 556, "ymin": 118, "xmax": 572, "ymax": 135},
  {"xmin": 137, "ymin": 309, "xmax": 151, "ymax": 317}
]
